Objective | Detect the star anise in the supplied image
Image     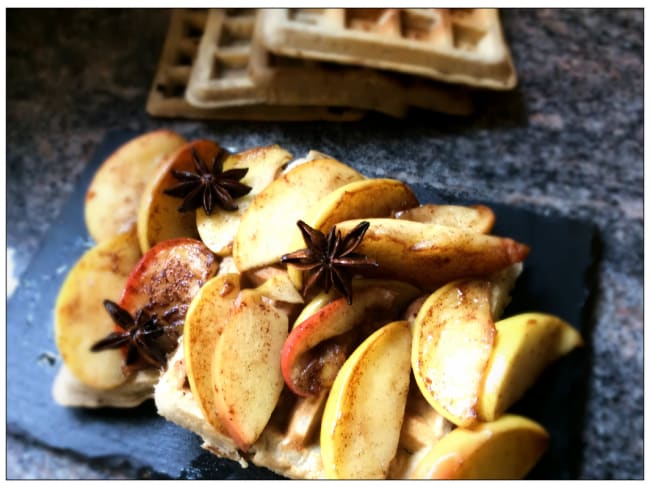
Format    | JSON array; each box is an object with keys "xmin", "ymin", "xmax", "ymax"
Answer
[
  {"xmin": 163, "ymin": 147, "xmax": 252, "ymax": 215},
  {"xmin": 90, "ymin": 300, "xmax": 175, "ymax": 370},
  {"xmin": 281, "ymin": 220, "xmax": 378, "ymax": 305}
]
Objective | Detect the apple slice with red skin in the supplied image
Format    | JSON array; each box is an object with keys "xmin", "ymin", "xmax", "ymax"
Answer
[
  {"xmin": 115, "ymin": 237, "xmax": 219, "ymax": 370},
  {"xmin": 281, "ymin": 280, "xmax": 419, "ymax": 397}
]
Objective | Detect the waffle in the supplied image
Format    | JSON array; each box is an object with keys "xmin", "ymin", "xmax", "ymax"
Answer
[
  {"xmin": 258, "ymin": 9, "xmax": 517, "ymax": 90},
  {"xmin": 154, "ymin": 263, "xmax": 523, "ymax": 479},
  {"xmin": 146, "ymin": 9, "xmax": 366, "ymax": 122},
  {"xmin": 155, "ymin": 335, "xmax": 454, "ymax": 479},
  {"xmin": 186, "ymin": 9, "xmax": 474, "ymax": 118},
  {"xmin": 52, "ymin": 365, "xmax": 157, "ymax": 409}
]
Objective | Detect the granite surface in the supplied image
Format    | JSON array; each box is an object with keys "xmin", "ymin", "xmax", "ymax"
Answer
[{"xmin": 6, "ymin": 8, "xmax": 643, "ymax": 480}]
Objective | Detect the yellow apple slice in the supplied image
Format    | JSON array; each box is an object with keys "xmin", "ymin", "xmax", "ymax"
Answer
[
  {"xmin": 84, "ymin": 130, "xmax": 187, "ymax": 243},
  {"xmin": 196, "ymin": 144, "xmax": 293, "ymax": 256},
  {"xmin": 488, "ymin": 262, "xmax": 523, "ymax": 320},
  {"xmin": 321, "ymin": 320, "xmax": 412, "ymax": 479},
  {"xmin": 54, "ymin": 228, "xmax": 142, "ymax": 389},
  {"xmin": 394, "ymin": 204, "xmax": 495, "ymax": 234},
  {"xmin": 334, "ymin": 218, "xmax": 529, "ymax": 290},
  {"xmin": 412, "ymin": 279, "xmax": 496, "ymax": 427},
  {"xmin": 477, "ymin": 313, "xmax": 584, "ymax": 421},
  {"xmin": 183, "ymin": 273, "xmax": 241, "ymax": 434},
  {"xmin": 411, "ymin": 414, "xmax": 549, "ymax": 479},
  {"xmin": 241, "ymin": 265, "xmax": 286, "ymax": 288},
  {"xmin": 232, "ymin": 157, "xmax": 364, "ymax": 272},
  {"xmin": 305, "ymin": 178, "xmax": 419, "ymax": 232},
  {"xmin": 213, "ymin": 289, "xmax": 289, "ymax": 450},
  {"xmin": 254, "ymin": 271, "xmax": 304, "ymax": 304},
  {"xmin": 291, "ymin": 290, "xmax": 338, "ymax": 329},
  {"xmin": 281, "ymin": 149, "xmax": 333, "ymax": 174},
  {"xmin": 137, "ymin": 140, "xmax": 224, "ymax": 254},
  {"xmin": 286, "ymin": 178, "xmax": 419, "ymax": 289}
]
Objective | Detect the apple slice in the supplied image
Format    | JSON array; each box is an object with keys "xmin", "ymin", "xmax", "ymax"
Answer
[
  {"xmin": 291, "ymin": 290, "xmax": 337, "ymax": 330},
  {"xmin": 301, "ymin": 179, "xmax": 419, "ymax": 233},
  {"xmin": 410, "ymin": 414, "xmax": 549, "ymax": 479},
  {"xmin": 232, "ymin": 157, "xmax": 364, "ymax": 272},
  {"xmin": 412, "ymin": 279, "xmax": 496, "ymax": 427},
  {"xmin": 196, "ymin": 144, "xmax": 292, "ymax": 256},
  {"xmin": 334, "ymin": 218, "xmax": 529, "ymax": 290},
  {"xmin": 183, "ymin": 273, "xmax": 241, "ymax": 434},
  {"xmin": 321, "ymin": 320, "xmax": 412, "ymax": 479},
  {"xmin": 85, "ymin": 130, "xmax": 187, "ymax": 243},
  {"xmin": 281, "ymin": 149, "xmax": 333, "ymax": 174},
  {"xmin": 213, "ymin": 289, "xmax": 288, "ymax": 450},
  {"xmin": 254, "ymin": 271, "xmax": 304, "ymax": 304},
  {"xmin": 118, "ymin": 237, "xmax": 219, "ymax": 368},
  {"xmin": 286, "ymin": 178, "xmax": 419, "ymax": 289},
  {"xmin": 281, "ymin": 279, "xmax": 420, "ymax": 396},
  {"xmin": 54, "ymin": 228, "xmax": 142, "ymax": 389},
  {"xmin": 137, "ymin": 140, "xmax": 223, "ymax": 254},
  {"xmin": 241, "ymin": 265, "xmax": 286, "ymax": 288},
  {"xmin": 477, "ymin": 313, "xmax": 584, "ymax": 421},
  {"xmin": 488, "ymin": 262, "xmax": 523, "ymax": 320},
  {"xmin": 397, "ymin": 383, "xmax": 455, "ymax": 457},
  {"xmin": 284, "ymin": 390, "xmax": 329, "ymax": 447},
  {"xmin": 394, "ymin": 204, "xmax": 495, "ymax": 234},
  {"xmin": 292, "ymin": 278, "xmax": 419, "ymax": 331}
]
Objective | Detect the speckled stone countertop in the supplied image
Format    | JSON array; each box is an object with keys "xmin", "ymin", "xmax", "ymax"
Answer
[{"xmin": 6, "ymin": 8, "xmax": 642, "ymax": 480}]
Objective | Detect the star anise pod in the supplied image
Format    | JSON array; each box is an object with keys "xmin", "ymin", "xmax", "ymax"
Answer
[
  {"xmin": 163, "ymin": 147, "xmax": 252, "ymax": 215},
  {"xmin": 281, "ymin": 220, "xmax": 378, "ymax": 305},
  {"xmin": 90, "ymin": 300, "xmax": 175, "ymax": 370}
]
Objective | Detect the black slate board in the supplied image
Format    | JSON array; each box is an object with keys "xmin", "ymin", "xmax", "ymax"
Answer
[{"xmin": 7, "ymin": 130, "xmax": 597, "ymax": 480}]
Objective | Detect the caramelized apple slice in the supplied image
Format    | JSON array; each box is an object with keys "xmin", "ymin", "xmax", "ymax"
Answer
[
  {"xmin": 213, "ymin": 289, "xmax": 288, "ymax": 450},
  {"xmin": 321, "ymin": 320, "xmax": 412, "ymax": 479},
  {"xmin": 137, "ymin": 140, "xmax": 223, "ymax": 254},
  {"xmin": 196, "ymin": 145, "xmax": 292, "ymax": 256},
  {"xmin": 412, "ymin": 279, "xmax": 495, "ymax": 427},
  {"xmin": 85, "ymin": 130, "xmax": 187, "ymax": 243},
  {"xmin": 54, "ymin": 228, "xmax": 142, "ymax": 389},
  {"xmin": 477, "ymin": 313, "xmax": 584, "ymax": 421},
  {"xmin": 232, "ymin": 157, "xmax": 364, "ymax": 272},
  {"xmin": 183, "ymin": 273, "xmax": 241, "ymax": 434},
  {"xmin": 411, "ymin": 414, "xmax": 549, "ymax": 479},
  {"xmin": 118, "ymin": 237, "xmax": 218, "ymax": 368},
  {"xmin": 281, "ymin": 280, "xmax": 419, "ymax": 396},
  {"xmin": 394, "ymin": 204, "xmax": 495, "ymax": 234},
  {"xmin": 253, "ymin": 270, "xmax": 304, "ymax": 304},
  {"xmin": 286, "ymin": 178, "xmax": 419, "ymax": 289},
  {"xmin": 334, "ymin": 218, "xmax": 529, "ymax": 290}
]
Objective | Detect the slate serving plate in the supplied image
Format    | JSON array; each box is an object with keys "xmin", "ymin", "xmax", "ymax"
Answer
[{"xmin": 7, "ymin": 130, "xmax": 597, "ymax": 479}]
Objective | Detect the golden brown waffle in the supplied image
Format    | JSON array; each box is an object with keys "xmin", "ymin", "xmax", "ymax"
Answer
[
  {"xmin": 186, "ymin": 9, "xmax": 474, "ymax": 118},
  {"xmin": 147, "ymin": 9, "xmax": 366, "ymax": 122},
  {"xmin": 258, "ymin": 8, "xmax": 517, "ymax": 90}
]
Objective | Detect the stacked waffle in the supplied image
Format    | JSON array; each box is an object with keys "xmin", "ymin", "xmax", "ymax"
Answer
[{"xmin": 147, "ymin": 8, "xmax": 517, "ymax": 121}]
